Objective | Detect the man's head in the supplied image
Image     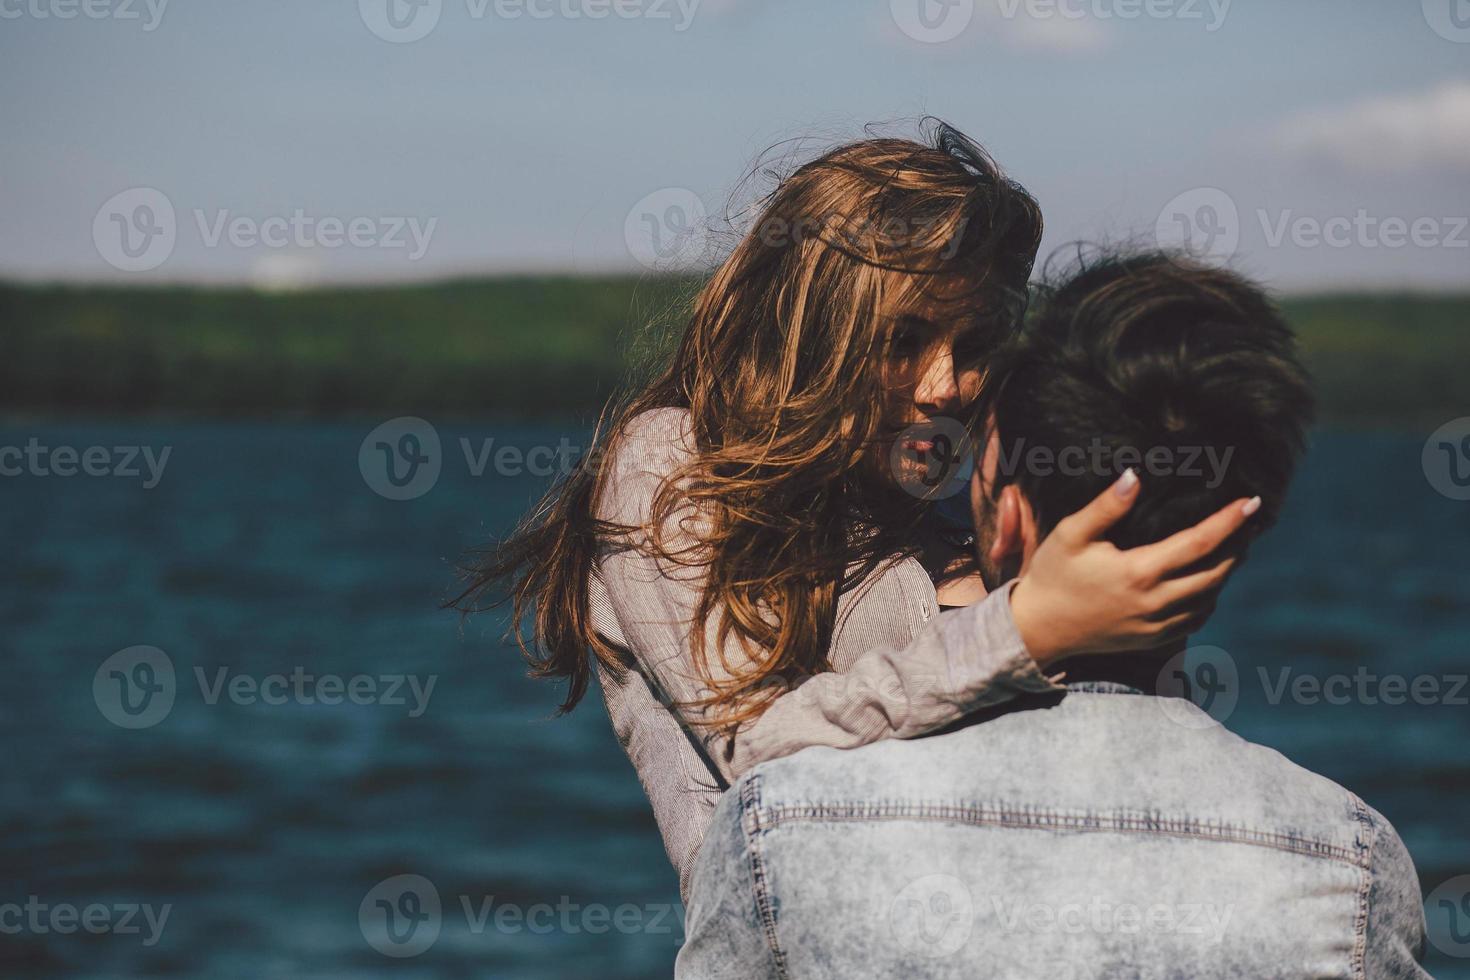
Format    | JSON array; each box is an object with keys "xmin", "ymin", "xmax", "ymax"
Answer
[{"xmin": 970, "ymin": 250, "xmax": 1316, "ymax": 603}]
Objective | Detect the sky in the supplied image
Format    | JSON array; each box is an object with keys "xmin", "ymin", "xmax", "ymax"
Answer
[{"xmin": 1, "ymin": 0, "xmax": 1467, "ymax": 292}]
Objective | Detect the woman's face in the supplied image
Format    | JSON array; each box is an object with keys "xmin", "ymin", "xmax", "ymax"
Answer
[{"xmin": 878, "ymin": 296, "xmax": 992, "ymax": 497}]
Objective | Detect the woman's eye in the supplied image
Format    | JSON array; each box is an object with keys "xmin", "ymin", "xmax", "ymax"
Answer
[
  {"xmin": 889, "ymin": 330, "xmax": 922, "ymax": 358},
  {"xmin": 953, "ymin": 327, "xmax": 996, "ymax": 364}
]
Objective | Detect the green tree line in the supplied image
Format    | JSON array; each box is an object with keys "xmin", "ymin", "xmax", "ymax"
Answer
[{"xmin": 1, "ymin": 278, "xmax": 1463, "ymax": 426}]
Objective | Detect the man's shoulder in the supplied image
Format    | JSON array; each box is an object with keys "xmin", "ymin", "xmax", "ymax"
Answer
[{"xmin": 739, "ymin": 690, "xmax": 1376, "ymax": 853}]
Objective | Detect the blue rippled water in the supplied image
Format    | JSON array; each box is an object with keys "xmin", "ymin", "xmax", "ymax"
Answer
[{"xmin": 1, "ymin": 422, "xmax": 1466, "ymax": 978}]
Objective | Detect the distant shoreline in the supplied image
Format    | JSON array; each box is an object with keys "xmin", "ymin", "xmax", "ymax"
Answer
[{"xmin": 2, "ymin": 277, "xmax": 1463, "ymax": 429}]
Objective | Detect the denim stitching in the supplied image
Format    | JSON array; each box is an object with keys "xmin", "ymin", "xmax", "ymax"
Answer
[
  {"xmin": 741, "ymin": 774, "xmax": 790, "ymax": 979},
  {"xmin": 1347, "ymin": 793, "xmax": 1375, "ymax": 980},
  {"xmin": 757, "ymin": 801, "xmax": 1368, "ymax": 867}
]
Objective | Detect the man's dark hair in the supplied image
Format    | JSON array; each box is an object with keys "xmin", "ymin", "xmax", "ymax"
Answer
[{"xmin": 978, "ymin": 249, "xmax": 1317, "ymax": 552}]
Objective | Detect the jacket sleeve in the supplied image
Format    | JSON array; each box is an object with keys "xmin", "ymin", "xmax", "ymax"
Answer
[
  {"xmin": 1362, "ymin": 803, "xmax": 1433, "ymax": 979},
  {"xmin": 674, "ymin": 782, "xmax": 781, "ymax": 980},
  {"xmin": 592, "ymin": 408, "xmax": 1062, "ymax": 786}
]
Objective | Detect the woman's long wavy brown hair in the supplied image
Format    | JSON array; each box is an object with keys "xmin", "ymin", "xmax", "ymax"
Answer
[{"xmin": 454, "ymin": 121, "xmax": 1042, "ymax": 734}]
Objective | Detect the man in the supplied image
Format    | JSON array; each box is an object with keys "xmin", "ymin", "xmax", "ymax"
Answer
[{"xmin": 676, "ymin": 251, "xmax": 1429, "ymax": 978}]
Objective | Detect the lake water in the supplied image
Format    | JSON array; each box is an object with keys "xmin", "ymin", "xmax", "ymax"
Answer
[{"xmin": 2, "ymin": 422, "xmax": 1466, "ymax": 978}]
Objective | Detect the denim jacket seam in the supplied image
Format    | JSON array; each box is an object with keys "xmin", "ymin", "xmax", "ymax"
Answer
[
  {"xmin": 1347, "ymin": 793, "xmax": 1376, "ymax": 980},
  {"xmin": 740, "ymin": 774, "xmax": 791, "ymax": 980},
  {"xmin": 755, "ymin": 801, "xmax": 1365, "ymax": 868}
]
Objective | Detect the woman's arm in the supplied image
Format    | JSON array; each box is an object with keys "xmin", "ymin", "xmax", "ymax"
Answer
[
  {"xmin": 594, "ymin": 409, "xmax": 1248, "ymax": 783},
  {"xmin": 594, "ymin": 540, "xmax": 1053, "ymax": 782}
]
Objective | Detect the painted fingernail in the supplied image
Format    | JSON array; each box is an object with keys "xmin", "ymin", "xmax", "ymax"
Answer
[
  {"xmin": 1113, "ymin": 468, "xmax": 1139, "ymax": 497},
  {"xmin": 1241, "ymin": 496, "xmax": 1262, "ymax": 517}
]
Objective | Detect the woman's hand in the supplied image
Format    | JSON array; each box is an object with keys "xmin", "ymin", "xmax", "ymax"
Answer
[{"xmin": 1009, "ymin": 469, "xmax": 1260, "ymax": 668}]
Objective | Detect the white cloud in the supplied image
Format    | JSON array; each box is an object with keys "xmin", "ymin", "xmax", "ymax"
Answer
[{"xmin": 1274, "ymin": 80, "xmax": 1470, "ymax": 175}]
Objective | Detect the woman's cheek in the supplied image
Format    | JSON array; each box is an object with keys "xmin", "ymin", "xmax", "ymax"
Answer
[
  {"xmin": 882, "ymin": 364, "xmax": 918, "ymax": 406},
  {"xmin": 958, "ymin": 368, "xmax": 984, "ymax": 404}
]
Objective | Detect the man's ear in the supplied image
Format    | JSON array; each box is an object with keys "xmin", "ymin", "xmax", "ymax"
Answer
[{"xmin": 986, "ymin": 483, "xmax": 1030, "ymax": 566}]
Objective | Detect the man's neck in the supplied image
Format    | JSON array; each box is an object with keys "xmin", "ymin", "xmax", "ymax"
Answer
[{"xmin": 1050, "ymin": 644, "xmax": 1185, "ymax": 694}]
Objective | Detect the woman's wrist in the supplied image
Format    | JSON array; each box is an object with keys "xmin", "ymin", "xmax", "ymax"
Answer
[{"xmin": 1008, "ymin": 576, "xmax": 1065, "ymax": 669}]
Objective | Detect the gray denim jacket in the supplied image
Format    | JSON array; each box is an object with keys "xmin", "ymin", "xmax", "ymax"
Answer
[
  {"xmin": 679, "ymin": 681, "xmax": 1430, "ymax": 979},
  {"xmin": 589, "ymin": 408, "xmax": 1061, "ymax": 898}
]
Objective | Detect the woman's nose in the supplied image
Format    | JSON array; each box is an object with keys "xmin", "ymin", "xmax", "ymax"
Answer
[{"xmin": 914, "ymin": 347, "xmax": 960, "ymax": 415}]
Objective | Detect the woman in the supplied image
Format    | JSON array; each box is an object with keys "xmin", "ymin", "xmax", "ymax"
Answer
[{"xmin": 458, "ymin": 123, "xmax": 1250, "ymax": 897}]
